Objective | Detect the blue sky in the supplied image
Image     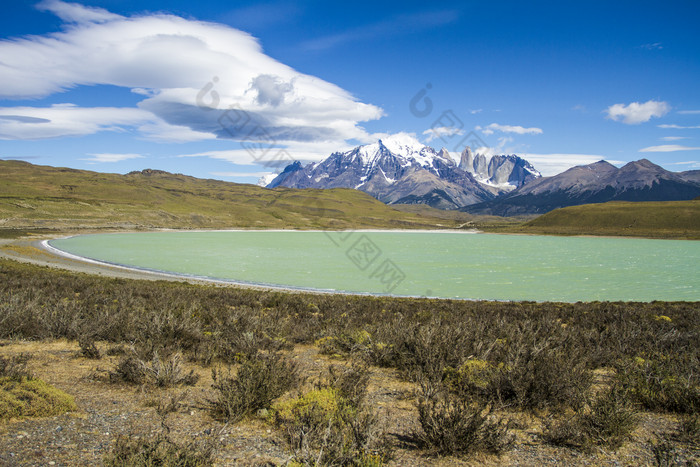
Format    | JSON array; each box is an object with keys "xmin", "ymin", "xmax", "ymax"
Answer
[{"xmin": 1, "ymin": 0, "xmax": 699, "ymax": 183}]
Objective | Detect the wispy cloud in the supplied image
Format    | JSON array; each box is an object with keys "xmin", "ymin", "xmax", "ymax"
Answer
[
  {"xmin": 639, "ymin": 144, "xmax": 700, "ymax": 152},
  {"xmin": 36, "ymin": 0, "xmax": 120, "ymax": 23},
  {"xmin": 677, "ymin": 110, "xmax": 700, "ymax": 115},
  {"xmin": 477, "ymin": 123, "xmax": 543, "ymax": 136},
  {"xmin": 605, "ymin": 100, "xmax": 670, "ymax": 124},
  {"xmin": 422, "ymin": 126, "xmax": 464, "ymax": 143},
  {"xmin": 660, "ymin": 136, "xmax": 688, "ymax": 141},
  {"xmin": 82, "ymin": 153, "xmax": 144, "ymax": 163},
  {"xmin": 0, "ymin": 104, "xmax": 154, "ymax": 140},
  {"xmin": 469, "ymin": 109, "xmax": 482, "ymax": 115},
  {"xmin": 300, "ymin": 9, "xmax": 460, "ymax": 51},
  {"xmin": 658, "ymin": 124, "xmax": 700, "ymax": 129},
  {"xmin": 639, "ymin": 42, "xmax": 663, "ymax": 50}
]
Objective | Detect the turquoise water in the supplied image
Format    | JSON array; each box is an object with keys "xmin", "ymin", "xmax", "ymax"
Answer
[{"xmin": 49, "ymin": 231, "xmax": 700, "ymax": 302}]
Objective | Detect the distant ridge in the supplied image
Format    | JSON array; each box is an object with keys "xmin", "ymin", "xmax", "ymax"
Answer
[
  {"xmin": 462, "ymin": 159, "xmax": 700, "ymax": 216},
  {"xmin": 0, "ymin": 159, "xmax": 447, "ymax": 230}
]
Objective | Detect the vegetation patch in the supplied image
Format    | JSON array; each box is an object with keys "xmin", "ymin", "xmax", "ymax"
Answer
[{"xmin": 0, "ymin": 376, "xmax": 77, "ymax": 420}]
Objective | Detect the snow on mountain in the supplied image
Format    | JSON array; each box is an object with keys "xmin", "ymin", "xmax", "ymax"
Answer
[
  {"xmin": 267, "ymin": 134, "xmax": 541, "ymax": 209},
  {"xmin": 459, "ymin": 147, "xmax": 541, "ymax": 191},
  {"xmin": 257, "ymin": 173, "xmax": 278, "ymax": 187}
]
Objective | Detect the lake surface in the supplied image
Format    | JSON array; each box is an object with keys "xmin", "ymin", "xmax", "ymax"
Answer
[{"xmin": 49, "ymin": 231, "xmax": 700, "ymax": 302}]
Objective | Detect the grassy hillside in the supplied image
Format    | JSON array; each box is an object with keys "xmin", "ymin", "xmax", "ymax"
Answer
[
  {"xmin": 510, "ymin": 200, "xmax": 700, "ymax": 239},
  {"xmin": 0, "ymin": 160, "xmax": 452, "ymax": 231}
]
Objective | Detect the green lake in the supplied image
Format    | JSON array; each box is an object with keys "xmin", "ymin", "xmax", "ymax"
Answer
[{"xmin": 48, "ymin": 231, "xmax": 700, "ymax": 302}]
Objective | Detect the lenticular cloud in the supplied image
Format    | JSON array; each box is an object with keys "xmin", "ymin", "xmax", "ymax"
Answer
[{"xmin": 0, "ymin": 1, "xmax": 383, "ymax": 143}]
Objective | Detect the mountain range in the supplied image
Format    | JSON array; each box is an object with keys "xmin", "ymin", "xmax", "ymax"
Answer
[
  {"xmin": 267, "ymin": 134, "xmax": 540, "ymax": 210},
  {"xmin": 462, "ymin": 159, "xmax": 700, "ymax": 216}
]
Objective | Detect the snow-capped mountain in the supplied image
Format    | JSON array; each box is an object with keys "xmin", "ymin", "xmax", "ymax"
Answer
[
  {"xmin": 459, "ymin": 148, "xmax": 541, "ymax": 191},
  {"xmin": 267, "ymin": 134, "xmax": 541, "ymax": 209}
]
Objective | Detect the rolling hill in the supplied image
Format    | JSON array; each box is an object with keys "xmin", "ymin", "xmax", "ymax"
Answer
[
  {"xmin": 0, "ymin": 160, "xmax": 453, "ymax": 231},
  {"xmin": 511, "ymin": 199, "xmax": 700, "ymax": 239}
]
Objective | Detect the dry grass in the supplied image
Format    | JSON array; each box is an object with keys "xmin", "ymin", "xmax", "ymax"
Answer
[{"xmin": 0, "ymin": 258, "xmax": 697, "ymax": 465}]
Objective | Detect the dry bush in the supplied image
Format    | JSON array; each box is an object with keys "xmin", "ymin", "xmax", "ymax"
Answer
[
  {"xmin": 207, "ymin": 352, "xmax": 299, "ymax": 422},
  {"xmin": 543, "ymin": 386, "xmax": 638, "ymax": 451},
  {"xmin": 616, "ymin": 353, "xmax": 699, "ymax": 414},
  {"xmin": 104, "ymin": 430, "xmax": 216, "ymax": 466},
  {"xmin": 110, "ymin": 350, "xmax": 198, "ymax": 388},
  {"xmin": 414, "ymin": 394, "xmax": 513, "ymax": 457}
]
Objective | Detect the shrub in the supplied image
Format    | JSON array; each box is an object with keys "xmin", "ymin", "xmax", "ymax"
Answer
[
  {"xmin": 414, "ymin": 395, "xmax": 513, "ymax": 457},
  {"xmin": 616, "ymin": 353, "xmax": 699, "ymax": 413},
  {"xmin": 543, "ymin": 386, "xmax": 638, "ymax": 451},
  {"xmin": 0, "ymin": 354, "xmax": 32, "ymax": 380},
  {"xmin": 78, "ymin": 336, "xmax": 102, "ymax": 359},
  {"xmin": 272, "ymin": 387, "xmax": 391, "ymax": 466},
  {"xmin": 104, "ymin": 431, "xmax": 216, "ymax": 466},
  {"xmin": 208, "ymin": 352, "xmax": 299, "ymax": 422},
  {"xmin": 110, "ymin": 351, "xmax": 198, "ymax": 388},
  {"xmin": 487, "ymin": 344, "xmax": 591, "ymax": 410},
  {"xmin": 325, "ymin": 363, "xmax": 371, "ymax": 409}
]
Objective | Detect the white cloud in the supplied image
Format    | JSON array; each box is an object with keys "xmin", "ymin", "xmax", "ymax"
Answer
[
  {"xmin": 422, "ymin": 126, "xmax": 464, "ymax": 143},
  {"xmin": 660, "ymin": 136, "xmax": 688, "ymax": 141},
  {"xmin": 677, "ymin": 110, "xmax": 700, "ymax": 115},
  {"xmin": 639, "ymin": 144, "xmax": 700, "ymax": 152},
  {"xmin": 176, "ymin": 139, "xmax": 354, "ymax": 170},
  {"xmin": 0, "ymin": 1, "xmax": 383, "ymax": 147},
  {"xmin": 477, "ymin": 123, "xmax": 543, "ymax": 136},
  {"xmin": 82, "ymin": 153, "xmax": 144, "ymax": 163},
  {"xmin": 211, "ymin": 171, "xmax": 274, "ymax": 178},
  {"xmin": 0, "ymin": 104, "xmax": 153, "ymax": 140},
  {"xmin": 658, "ymin": 124, "xmax": 700, "ymax": 129},
  {"xmin": 469, "ymin": 109, "xmax": 482, "ymax": 114},
  {"xmin": 639, "ymin": 42, "xmax": 663, "ymax": 50},
  {"xmin": 520, "ymin": 153, "xmax": 622, "ymax": 177},
  {"xmin": 605, "ymin": 100, "xmax": 670, "ymax": 124}
]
